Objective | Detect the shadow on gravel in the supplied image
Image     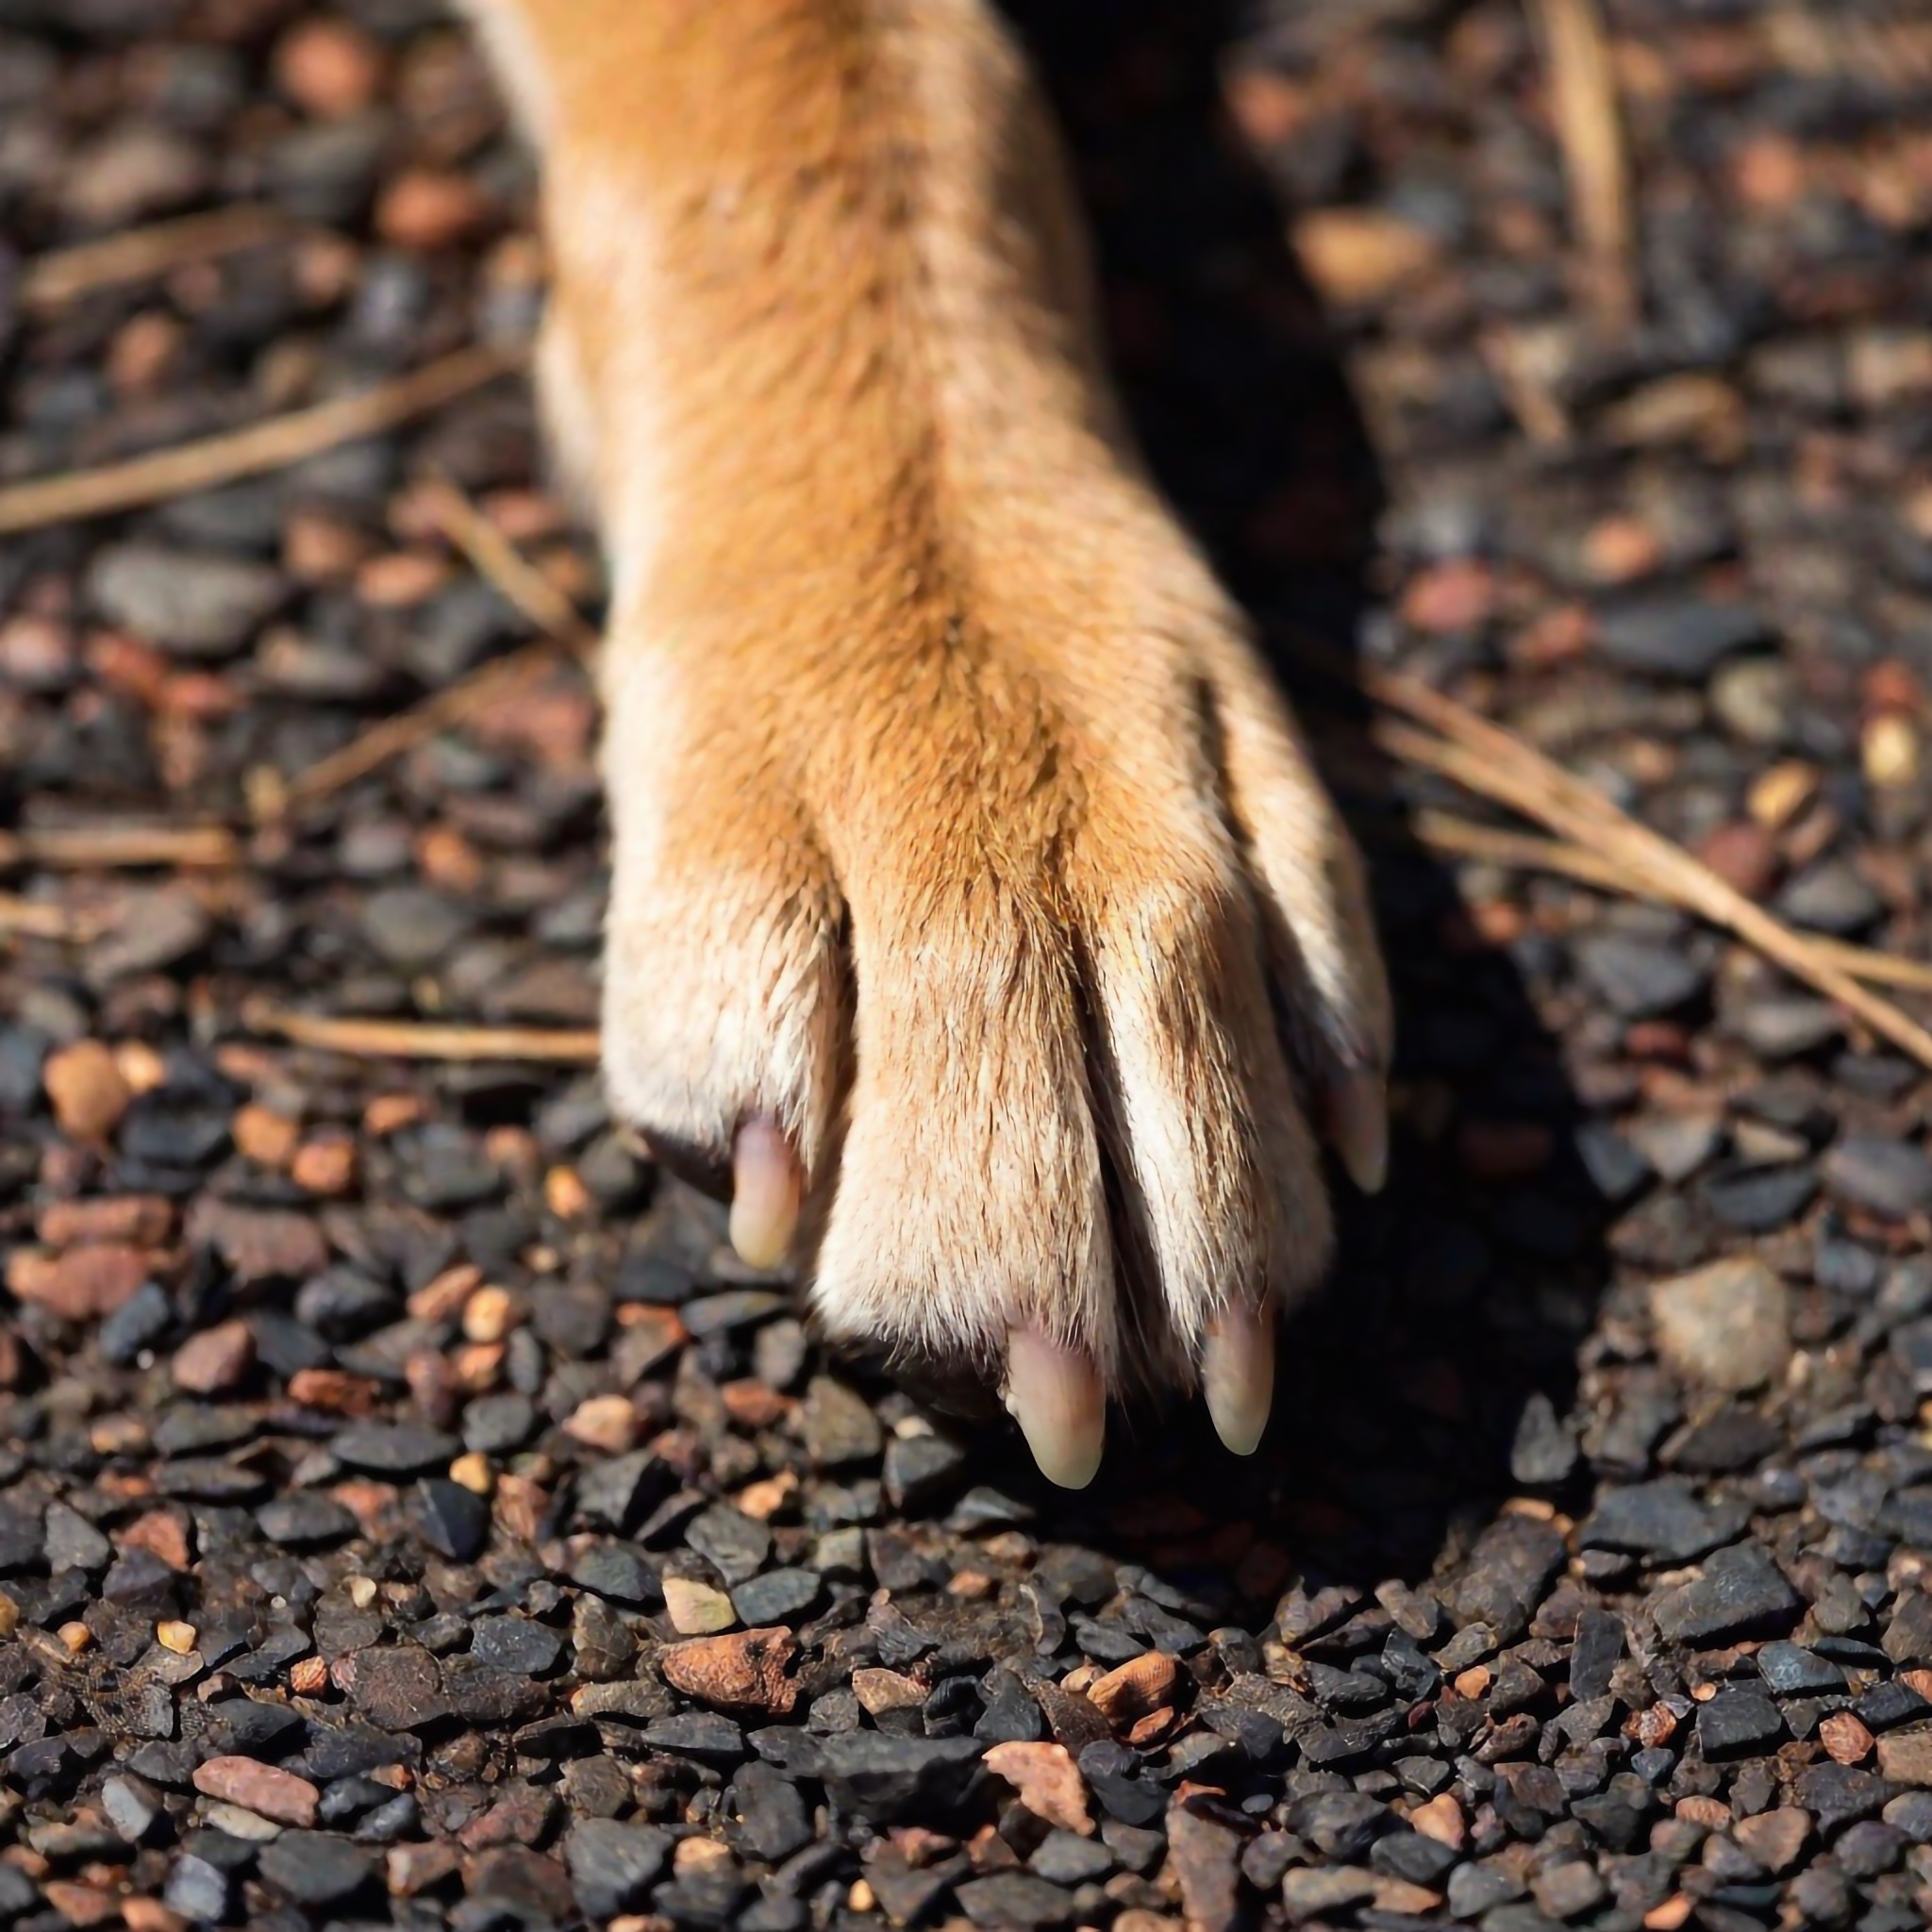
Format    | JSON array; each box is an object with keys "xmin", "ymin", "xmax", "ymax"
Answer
[{"xmin": 967, "ymin": 0, "xmax": 1616, "ymax": 1607}]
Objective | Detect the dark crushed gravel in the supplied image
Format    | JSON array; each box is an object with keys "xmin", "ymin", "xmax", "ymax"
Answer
[{"xmin": 9, "ymin": 1, "xmax": 1932, "ymax": 1930}]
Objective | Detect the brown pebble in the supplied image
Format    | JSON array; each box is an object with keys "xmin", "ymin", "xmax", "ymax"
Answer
[
  {"xmin": 1747, "ymin": 760, "xmax": 1818, "ymax": 829},
  {"xmin": 1821, "ymin": 1709, "xmax": 1875, "ymax": 1765},
  {"xmin": 156, "ymin": 1620, "xmax": 197, "ymax": 1656},
  {"xmin": 387, "ymin": 1842, "xmax": 462, "ymax": 1898},
  {"xmin": 544, "ymin": 1165, "xmax": 593, "ymax": 1218},
  {"xmin": 1626, "ymin": 1704, "xmax": 1679, "ymax": 1748},
  {"xmin": 1400, "ymin": 558, "xmax": 1497, "ymax": 635},
  {"xmin": 184, "ymin": 1198, "xmax": 327, "ymax": 1284},
  {"xmin": 122, "ymin": 1902, "xmax": 187, "ymax": 1932},
  {"xmin": 287, "ymin": 1368, "xmax": 378, "ymax": 1416},
  {"xmin": 290, "ymin": 1656, "xmax": 329, "ymax": 1696},
  {"xmin": 1864, "ymin": 711, "xmax": 1920, "ymax": 788},
  {"xmin": 274, "ymin": 16, "xmax": 386, "ymax": 117},
  {"xmin": 43, "ymin": 1041, "xmax": 131, "ymax": 1141},
  {"xmin": 1088, "ymin": 1652, "xmax": 1181, "ymax": 1728},
  {"xmin": 91, "ymin": 1412, "xmax": 147, "ymax": 1455},
  {"xmin": 409, "ymin": 1263, "xmax": 484, "ymax": 1323},
  {"xmin": 232, "ymin": 1101, "xmax": 301, "ymax": 1167},
  {"xmin": 1293, "ymin": 206, "xmax": 1438, "ymax": 305},
  {"xmin": 1409, "ymin": 1792, "xmax": 1465, "ymax": 1849},
  {"xmin": 461, "ymin": 1284, "xmax": 520, "ymax": 1342},
  {"xmin": 1731, "ymin": 1807, "xmax": 1810, "ymax": 1874},
  {"xmin": 291, "ymin": 1132, "xmax": 358, "ymax": 1195},
  {"xmin": 1876, "ymin": 1725, "xmax": 1932, "ymax": 1785},
  {"xmin": 282, "ymin": 511, "xmax": 374, "ymax": 585},
  {"xmin": 7, "ymin": 1243, "xmax": 153, "ymax": 1320},
  {"xmin": 120, "ymin": 1510, "xmax": 190, "ymax": 1571},
  {"xmin": 375, "ymin": 170, "xmax": 491, "ymax": 249},
  {"xmin": 37, "ymin": 1194, "xmax": 175, "ymax": 1247},
  {"xmin": 614, "ymin": 1303, "xmax": 688, "ymax": 1373},
  {"xmin": 1694, "ymin": 821, "xmax": 1779, "ymax": 897},
  {"xmin": 1582, "ymin": 514, "xmax": 1662, "ymax": 583},
  {"xmin": 852, "ymin": 1668, "xmax": 924, "ymax": 1715},
  {"xmin": 719, "ymin": 1379, "xmax": 790, "ymax": 1429},
  {"xmin": 493, "ymin": 1474, "xmax": 549, "ymax": 1542},
  {"xmin": 454, "ymin": 1342, "xmax": 506, "ymax": 1391},
  {"xmin": 42, "ymin": 1885, "xmax": 115, "ymax": 1929},
  {"xmin": 172, "ymin": 1319, "xmax": 255, "ymax": 1394},
  {"xmin": 1373, "ymin": 1876, "xmax": 1445, "ymax": 1916},
  {"xmin": 982, "ymin": 1740, "xmax": 1094, "ymax": 1835},
  {"xmin": 1674, "ymin": 1795, "xmax": 1732, "ymax": 1830},
  {"xmin": 658, "ymin": 1626, "xmax": 798, "ymax": 1714},
  {"xmin": 356, "ymin": 550, "xmax": 451, "ymax": 608},
  {"xmin": 364, "ymin": 1093, "xmax": 428, "ymax": 1136},
  {"xmin": 192, "ymin": 1756, "xmax": 321, "ymax": 1827},
  {"xmin": 564, "ymin": 1393, "xmax": 639, "ymax": 1455}
]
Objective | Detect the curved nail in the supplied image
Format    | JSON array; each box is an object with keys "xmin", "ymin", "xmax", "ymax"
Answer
[
  {"xmin": 1003, "ymin": 1326, "xmax": 1106, "ymax": 1489},
  {"xmin": 1327, "ymin": 1066, "xmax": 1389, "ymax": 1194},
  {"xmin": 1202, "ymin": 1299, "xmax": 1275, "ymax": 1457},
  {"xmin": 728, "ymin": 1116, "xmax": 801, "ymax": 1270}
]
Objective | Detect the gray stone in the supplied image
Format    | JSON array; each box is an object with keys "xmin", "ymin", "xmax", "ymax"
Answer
[
  {"xmin": 1652, "ymin": 1544, "xmax": 1801, "ymax": 1646},
  {"xmin": 1649, "ymin": 1256, "xmax": 1792, "ymax": 1391},
  {"xmin": 564, "ymin": 1819, "xmax": 672, "ymax": 1918},
  {"xmin": 89, "ymin": 542, "xmax": 285, "ymax": 657}
]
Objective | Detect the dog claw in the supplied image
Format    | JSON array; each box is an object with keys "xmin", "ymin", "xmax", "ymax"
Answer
[
  {"xmin": 1203, "ymin": 1300, "xmax": 1275, "ymax": 1456},
  {"xmin": 1004, "ymin": 1326, "xmax": 1106, "ymax": 1489},
  {"xmin": 728, "ymin": 1116, "xmax": 801, "ymax": 1269},
  {"xmin": 1327, "ymin": 1065, "xmax": 1389, "ymax": 1194}
]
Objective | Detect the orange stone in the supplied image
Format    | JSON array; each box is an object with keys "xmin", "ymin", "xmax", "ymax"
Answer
[
  {"xmin": 288, "ymin": 1368, "xmax": 379, "ymax": 1416},
  {"xmin": 375, "ymin": 171, "xmax": 491, "ymax": 250},
  {"xmin": 1409, "ymin": 1792, "xmax": 1465, "ymax": 1849},
  {"xmin": 291, "ymin": 1132, "xmax": 358, "ymax": 1195},
  {"xmin": 193, "ymin": 1756, "xmax": 321, "ymax": 1826},
  {"xmin": 982, "ymin": 1740, "xmax": 1094, "ymax": 1836},
  {"xmin": 172, "ymin": 1320, "xmax": 255, "ymax": 1395},
  {"xmin": 274, "ymin": 16, "xmax": 386, "ymax": 117},
  {"xmin": 1089, "ymin": 1652, "xmax": 1181, "ymax": 1728},
  {"xmin": 659, "ymin": 1627, "xmax": 798, "ymax": 1714},
  {"xmin": 42, "ymin": 1041, "xmax": 131, "ymax": 1141},
  {"xmin": 37, "ymin": 1194, "xmax": 174, "ymax": 1247},
  {"xmin": 7, "ymin": 1243, "xmax": 152, "ymax": 1320},
  {"xmin": 1820, "ymin": 1710, "xmax": 1874, "ymax": 1765},
  {"xmin": 120, "ymin": 1510, "xmax": 191, "ymax": 1571}
]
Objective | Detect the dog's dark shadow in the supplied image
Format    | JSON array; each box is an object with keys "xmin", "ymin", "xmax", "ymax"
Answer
[{"xmin": 954, "ymin": 0, "xmax": 1614, "ymax": 1608}]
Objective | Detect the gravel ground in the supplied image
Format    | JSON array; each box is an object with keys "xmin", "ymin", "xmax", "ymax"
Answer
[{"xmin": 8, "ymin": 1, "xmax": 1932, "ymax": 1929}]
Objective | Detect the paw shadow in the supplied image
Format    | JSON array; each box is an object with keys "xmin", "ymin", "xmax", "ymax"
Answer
[{"xmin": 973, "ymin": 0, "xmax": 1615, "ymax": 1605}]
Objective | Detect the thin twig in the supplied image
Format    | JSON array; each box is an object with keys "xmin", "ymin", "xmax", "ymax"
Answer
[
  {"xmin": 276, "ymin": 641, "xmax": 565, "ymax": 813},
  {"xmin": 1371, "ymin": 673, "xmax": 1932, "ymax": 1068},
  {"xmin": 0, "ymin": 894, "xmax": 97, "ymax": 941},
  {"xmin": 1527, "ymin": 0, "xmax": 1639, "ymax": 332},
  {"xmin": 417, "ymin": 474, "xmax": 598, "ymax": 650},
  {"xmin": 248, "ymin": 1005, "xmax": 601, "ymax": 1063},
  {"xmin": 276, "ymin": 475, "xmax": 594, "ymax": 814},
  {"xmin": 0, "ymin": 342, "xmax": 525, "ymax": 536},
  {"xmin": 21, "ymin": 205, "xmax": 291, "ymax": 311},
  {"xmin": 1411, "ymin": 808, "xmax": 1932, "ymax": 995},
  {"xmin": 0, "ymin": 823, "xmax": 239, "ymax": 870},
  {"xmin": 1412, "ymin": 808, "xmax": 1631, "ymax": 892}
]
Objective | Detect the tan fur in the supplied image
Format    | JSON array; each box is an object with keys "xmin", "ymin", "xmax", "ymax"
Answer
[{"xmin": 461, "ymin": 0, "xmax": 1391, "ymax": 1395}]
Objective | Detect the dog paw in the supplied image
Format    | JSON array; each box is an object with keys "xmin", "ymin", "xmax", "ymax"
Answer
[{"xmin": 596, "ymin": 558, "xmax": 1391, "ymax": 1489}]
